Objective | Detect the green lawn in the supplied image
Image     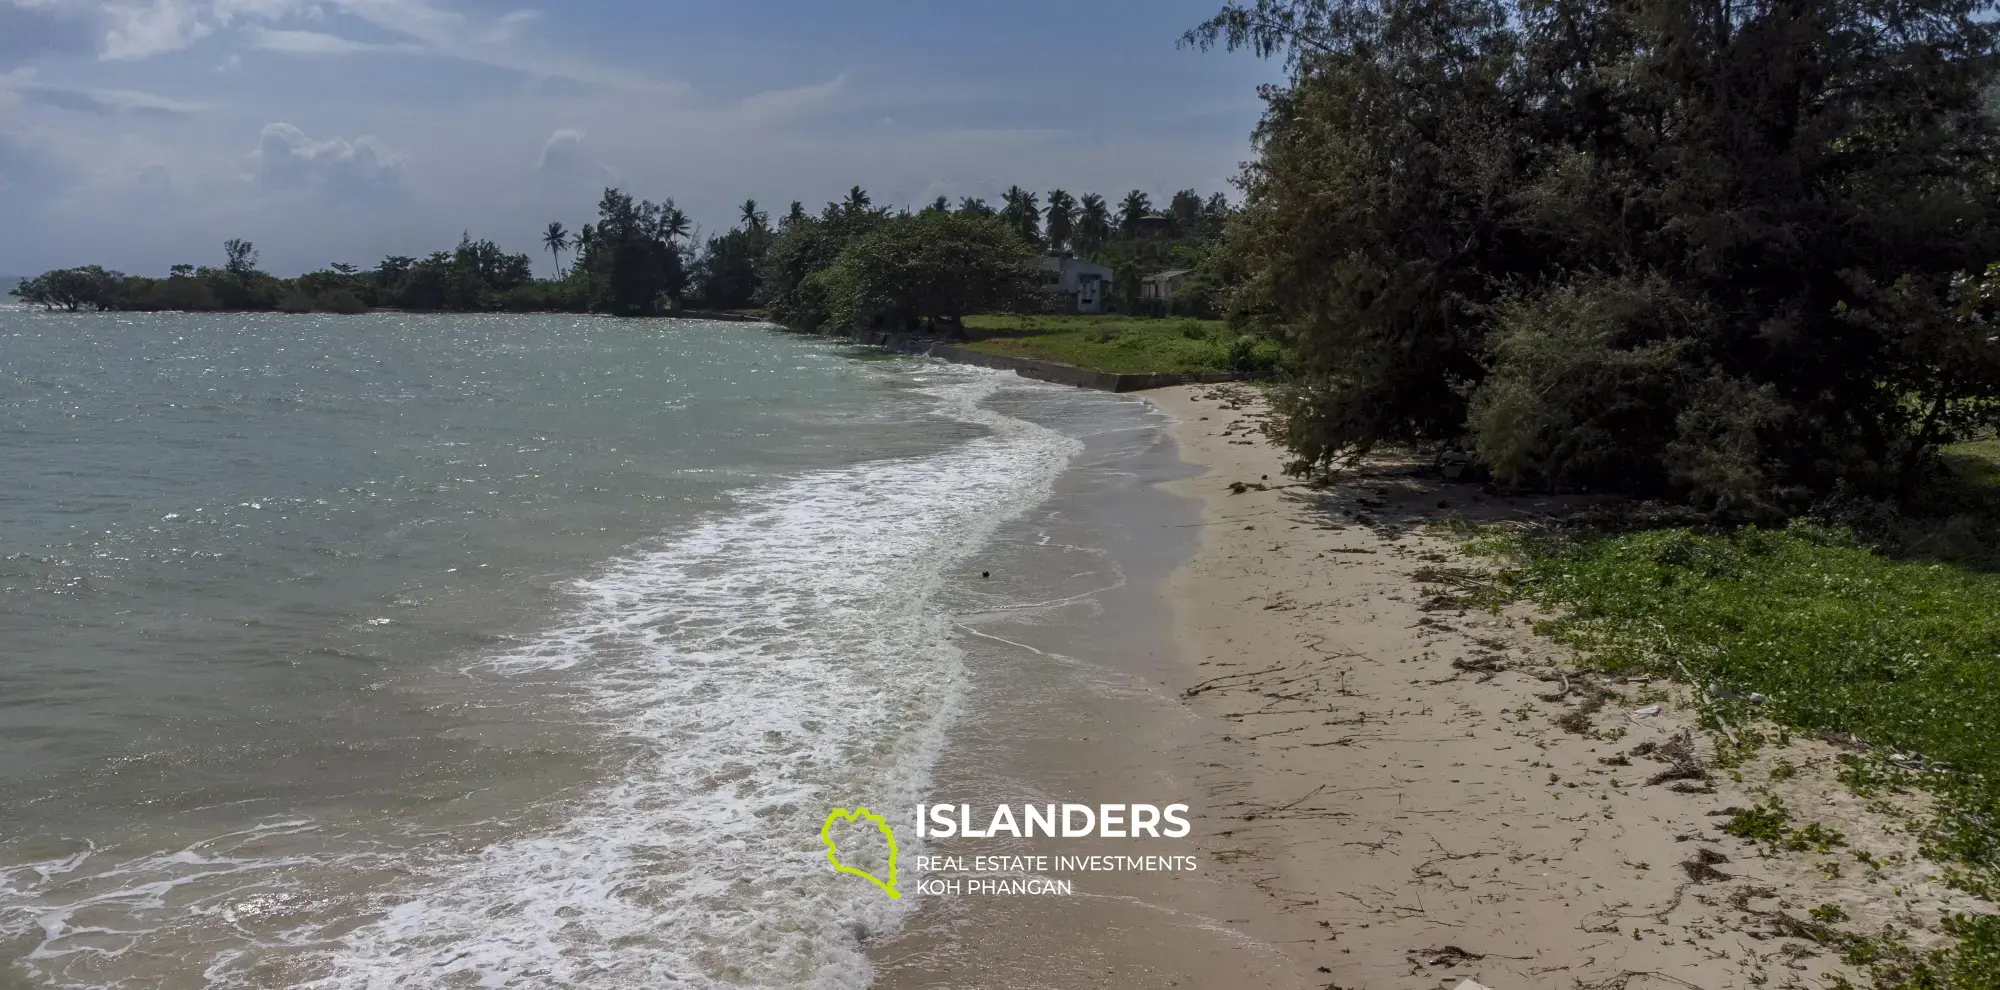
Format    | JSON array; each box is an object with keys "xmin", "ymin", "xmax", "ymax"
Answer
[{"xmin": 956, "ymin": 314, "xmax": 1279, "ymax": 376}]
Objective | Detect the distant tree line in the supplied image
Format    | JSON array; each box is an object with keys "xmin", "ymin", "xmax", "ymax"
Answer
[
  {"xmin": 8, "ymin": 188, "xmax": 695, "ymax": 317},
  {"xmin": 11, "ymin": 181, "xmax": 1235, "ymax": 321},
  {"xmin": 1190, "ymin": 0, "xmax": 2000, "ymax": 515}
]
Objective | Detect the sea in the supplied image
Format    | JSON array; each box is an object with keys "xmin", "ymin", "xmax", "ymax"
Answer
[{"xmin": 0, "ymin": 311, "xmax": 1169, "ymax": 989}]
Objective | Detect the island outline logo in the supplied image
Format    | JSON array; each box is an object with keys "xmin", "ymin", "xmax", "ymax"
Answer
[{"xmin": 821, "ymin": 806, "xmax": 901, "ymax": 899}]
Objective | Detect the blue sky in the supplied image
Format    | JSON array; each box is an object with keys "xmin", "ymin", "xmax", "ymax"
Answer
[{"xmin": 0, "ymin": 1, "xmax": 1277, "ymax": 276}]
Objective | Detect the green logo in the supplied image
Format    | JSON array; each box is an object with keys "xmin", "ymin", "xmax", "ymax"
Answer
[{"xmin": 821, "ymin": 806, "xmax": 901, "ymax": 899}]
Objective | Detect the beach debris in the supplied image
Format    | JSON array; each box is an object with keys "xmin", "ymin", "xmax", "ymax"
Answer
[
  {"xmin": 1415, "ymin": 945, "xmax": 1486, "ymax": 968},
  {"xmin": 981, "ymin": 571, "xmax": 990, "ymax": 579},
  {"xmin": 1681, "ymin": 848, "xmax": 1732, "ymax": 883},
  {"xmin": 1642, "ymin": 731, "xmax": 1708, "ymax": 786},
  {"xmin": 1228, "ymin": 480, "xmax": 1269, "ymax": 494},
  {"xmin": 1630, "ymin": 703, "xmax": 1663, "ymax": 717},
  {"xmin": 1452, "ymin": 982, "xmax": 1496, "ymax": 990}
]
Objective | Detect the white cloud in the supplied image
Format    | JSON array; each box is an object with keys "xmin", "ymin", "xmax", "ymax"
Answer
[
  {"xmin": 101, "ymin": 0, "xmax": 212, "ymax": 60},
  {"xmin": 0, "ymin": 65, "xmax": 204, "ymax": 115},
  {"xmin": 252, "ymin": 121, "xmax": 405, "ymax": 202},
  {"xmin": 244, "ymin": 27, "xmax": 411, "ymax": 54},
  {"xmin": 5, "ymin": 0, "xmax": 673, "ymax": 90},
  {"xmin": 738, "ymin": 74, "xmax": 848, "ymax": 124},
  {"xmin": 533, "ymin": 127, "xmax": 581, "ymax": 172}
]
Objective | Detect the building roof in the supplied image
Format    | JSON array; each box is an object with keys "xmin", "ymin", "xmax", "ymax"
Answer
[{"xmin": 1146, "ymin": 269, "xmax": 1196, "ymax": 280}]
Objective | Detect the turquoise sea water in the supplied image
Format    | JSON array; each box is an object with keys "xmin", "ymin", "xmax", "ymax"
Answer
[{"xmin": 0, "ymin": 311, "xmax": 1146, "ymax": 989}]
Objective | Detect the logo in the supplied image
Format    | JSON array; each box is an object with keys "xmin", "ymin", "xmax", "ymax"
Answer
[{"xmin": 821, "ymin": 807, "xmax": 901, "ymax": 900}]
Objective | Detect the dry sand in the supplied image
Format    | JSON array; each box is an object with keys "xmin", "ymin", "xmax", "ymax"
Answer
[{"xmin": 1145, "ymin": 383, "xmax": 1986, "ymax": 990}]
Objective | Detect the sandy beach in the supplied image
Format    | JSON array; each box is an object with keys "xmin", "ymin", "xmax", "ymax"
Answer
[{"xmin": 1144, "ymin": 384, "xmax": 1985, "ymax": 990}]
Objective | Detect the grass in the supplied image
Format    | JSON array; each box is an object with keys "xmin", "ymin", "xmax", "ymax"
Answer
[
  {"xmin": 1456, "ymin": 438, "xmax": 2000, "ymax": 989},
  {"xmin": 1478, "ymin": 523, "xmax": 2000, "ymax": 870},
  {"xmin": 955, "ymin": 314, "xmax": 1281, "ymax": 376}
]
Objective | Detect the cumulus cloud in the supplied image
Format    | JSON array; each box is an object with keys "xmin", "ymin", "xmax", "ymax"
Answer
[{"xmin": 252, "ymin": 121, "xmax": 405, "ymax": 202}]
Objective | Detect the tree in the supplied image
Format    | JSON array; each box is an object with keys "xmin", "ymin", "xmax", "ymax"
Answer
[
  {"xmin": 14, "ymin": 266, "xmax": 124, "ymax": 311},
  {"xmin": 1117, "ymin": 191, "xmax": 1152, "ymax": 236},
  {"xmin": 924, "ymin": 195, "xmax": 951, "ymax": 214},
  {"xmin": 1001, "ymin": 185, "xmax": 1041, "ymax": 246},
  {"xmin": 569, "ymin": 187, "xmax": 688, "ymax": 315},
  {"xmin": 1169, "ymin": 189, "xmax": 1204, "ymax": 236},
  {"xmin": 223, "ymin": 239, "xmax": 259, "ymax": 277},
  {"xmin": 783, "ymin": 201, "xmax": 808, "ymax": 229},
  {"xmin": 1201, "ymin": 192, "xmax": 1231, "ymax": 235},
  {"xmin": 542, "ymin": 221, "xmax": 571, "ymax": 276},
  {"xmin": 660, "ymin": 201, "xmax": 692, "ymax": 245},
  {"xmin": 1193, "ymin": 0, "xmax": 2000, "ymax": 514},
  {"xmin": 759, "ymin": 193, "xmax": 892, "ymax": 331},
  {"xmin": 740, "ymin": 199, "xmax": 768, "ymax": 233},
  {"xmin": 1045, "ymin": 189, "xmax": 1078, "ymax": 253},
  {"xmin": 956, "ymin": 196, "xmax": 995, "ymax": 217},
  {"xmin": 1075, "ymin": 194, "xmax": 1112, "ymax": 254},
  {"xmin": 817, "ymin": 211, "xmax": 1040, "ymax": 332},
  {"xmin": 842, "ymin": 185, "xmax": 873, "ymax": 217}
]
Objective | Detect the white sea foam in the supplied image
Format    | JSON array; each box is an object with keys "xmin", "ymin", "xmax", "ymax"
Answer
[
  {"xmin": 0, "ymin": 369, "xmax": 1081, "ymax": 990},
  {"xmin": 281, "ymin": 370, "xmax": 1082, "ymax": 989}
]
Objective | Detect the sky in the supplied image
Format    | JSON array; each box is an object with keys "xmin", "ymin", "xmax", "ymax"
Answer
[{"xmin": 0, "ymin": 0, "xmax": 1280, "ymax": 277}]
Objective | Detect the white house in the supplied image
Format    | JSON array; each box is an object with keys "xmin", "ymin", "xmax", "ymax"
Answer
[
  {"xmin": 1140, "ymin": 269, "xmax": 1195, "ymax": 303},
  {"xmin": 1040, "ymin": 256, "xmax": 1114, "ymax": 314}
]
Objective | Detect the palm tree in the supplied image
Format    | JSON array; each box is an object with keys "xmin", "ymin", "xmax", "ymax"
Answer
[
  {"xmin": 662, "ymin": 203, "xmax": 691, "ymax": 244},
  {"xmin": 925, "ymin": 195, "xmax": 951, "ymax": 214},
  {"xmin": 1001, "ymin": 185, "xmax": 1041, "ymax": 245},
  {"xmin": 784, "ymin": 201, "xmax": 808, "ymax": 229},
  {"xmin": 842, "ymin": 185, "xmax": 872, "ymax": 216},
  {"xmin": 1044, "ymin": 189, "xmax": 1077, "ymax": 252},
  {"xmin": 1118, "ymin": 190, "xmax": 1153, "ymax": 236},
  {"xmin": 740, "ymin": 199, "xmax": 768, "ymax": 232},
  {"xmin": 541, "ymin": 221, "xmax": 570, "ymax": 276},
  {"xmin": 1076, "ymin": 194, "xmax": 1112, "ymax": 254},
  {"xmin": 957, "ymin": 196, "xmax": 994, "ymax": 216}
]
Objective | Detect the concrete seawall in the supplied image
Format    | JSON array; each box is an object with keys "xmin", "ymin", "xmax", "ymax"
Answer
[{"xmin": 853, "ymin": 331, "xmax": 1251, "ymax": 394}]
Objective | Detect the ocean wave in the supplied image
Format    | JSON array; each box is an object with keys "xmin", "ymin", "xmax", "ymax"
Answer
[{"xmin": 280, "ymin": 370, "xmax": 1081, "ymax": 989}]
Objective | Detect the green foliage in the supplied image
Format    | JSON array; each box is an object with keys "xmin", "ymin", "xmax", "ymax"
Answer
[
  {"xmin": 1473, "ymin": 523, "xmax": 2000, "ymax": 880},
  {"xmin": 10, "ymin": 266, "xmax": 127, "ymax": 311},
  {"xmin": 1829, "ymin": 914, "xmax": 2000, "ymax": 990},
  {"xmin": 1198, "ymin": 0, "xmax": 2000, "ymax": 513},
  {"xmin": 22, "ymin": 229, "xmax": 542, "ymax": 315},
  {"xmin": 567, "ymin": 188, "xmax": 688, "ymax": 316},
  {"xmin": 1720, "ymin": 801, "xmax": 1844, "ymax": 852},
  {"xmin": 758, "ymin": 193, "xmax": 893, "ymax": 331},
  {"xmin": 816, "ymin": 212, "xmax": 1040, "ymax": 332},
  {"xmin": 958, "ymin": 315, "xmax": 1282, "ymax": 375}
]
